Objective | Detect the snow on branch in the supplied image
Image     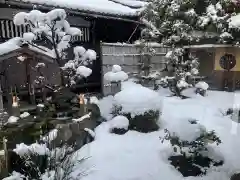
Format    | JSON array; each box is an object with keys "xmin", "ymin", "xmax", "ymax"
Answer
[{"xmin": 13, "ymin": 9, "xmax": 97, "ymax": 86}]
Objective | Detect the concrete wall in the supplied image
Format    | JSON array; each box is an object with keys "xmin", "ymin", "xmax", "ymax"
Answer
[{"xmin": 101, "ymin": 43, "xmax": 171, "ymax": 95}]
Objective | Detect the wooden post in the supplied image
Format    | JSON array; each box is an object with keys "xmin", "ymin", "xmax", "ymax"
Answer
[
  {"xmin": 3, "ymin": 137, "xmax": 8, "ymax": 175},
  {"xmin": 78, "ymin": 94, "xmax": 86, "ymax": 117},
  {"xmin": 0, "ymin": 81, "xmax": 4, "ymax": 112},
  {"xmin": 29, "ymin": 84, "xmax": 36, "ymax": 105}
]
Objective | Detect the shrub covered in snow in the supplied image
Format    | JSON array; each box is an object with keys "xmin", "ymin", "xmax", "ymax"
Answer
[
  {"xmin": 109, "ymin": 115, "xmax": 129, "ymax": 135},
  {"xmin": 195, "ymin": 81, "xmax": 209, "ymax": 96},
  {"xmin": 4, "ymin": 136, "xmax": 87, "ymax": 180},
  {"xmin": 112, "ymin": 82, "xmax": 161, "ymax": 133},
  {"xmin": 7, "ymin": 116, "xmax": 19, "ymax": 124},
  {"xmin": 161, "ymin": 119, "xmax": 223, "ymax": 177}
]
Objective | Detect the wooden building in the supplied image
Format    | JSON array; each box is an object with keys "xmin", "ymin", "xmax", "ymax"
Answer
[
  {"xmin": 186, "ymin": 44, "xmax": 240, "ymax": 91},
  {"xmin": 0, "ymin": 0, "xmax": 145, "ymax": 112}
]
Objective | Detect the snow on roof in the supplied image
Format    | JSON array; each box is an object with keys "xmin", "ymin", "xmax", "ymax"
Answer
[
  {"xmin": 0, "ymin": 38, "xmax": 22, "ymax": 56},
  {"xmin": 0, "ymin": 38, "xmax": 56, "ymax": 59},
  {"xmin": 13, "ymin": 0, "xmax": 147, "ymax": 16}
]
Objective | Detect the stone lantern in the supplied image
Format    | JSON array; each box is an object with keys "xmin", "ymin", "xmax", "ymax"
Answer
[{"xmin": 104, "ymin": 65, "xmax": 128, "ymax": 95}]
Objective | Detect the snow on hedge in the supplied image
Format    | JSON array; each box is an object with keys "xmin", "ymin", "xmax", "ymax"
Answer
[
  {"xmin": 110, "ymin": 115, "xmax": 129, "ymax": 130},
  {"xmin": 84, "ymin": 128, "xmax": 96, "ymax": 138},
  {"xmin": 14, "ymin": 0, "xmax": 146, "ymax": 16},
  {"xmin": 104, "ymin": 65, "xmax": 128, "ymax": 82},
  {"xmin": 14, "ymin": 143, "xmax": 49, "ymax": 156},
  {"xmin": 76, "ymin": 66, "xmax": 92, "ymax": 77},
  {"xmin": 3, "ymin": 171, "xmax": 26, "ymax": 180},
  {"xmin": 20, "ymin": 112, "xmax": 30, "ymax": 118},
  {"xmin": 167, "ymin": 118, "xmax": 206, "ymax": 142},
  {"xmin": 114, "ymin": 82, "xmax": 161, "ymax": 116},
  {"xmin": 8, "ymin": 116, "xmax": 19, "ymax": 123},
  {"xmin": 195, "ymin": 81, "xmax": 209, "ymax": 90},
  {"xmin": 98, "ymin": 96, "xmax": 115, "ymax": 120}
]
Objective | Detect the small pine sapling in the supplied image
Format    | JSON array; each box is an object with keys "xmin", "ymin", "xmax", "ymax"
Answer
[{"xmin": 160, "ymin": 119, "xmax": 223, "ymax": 177}]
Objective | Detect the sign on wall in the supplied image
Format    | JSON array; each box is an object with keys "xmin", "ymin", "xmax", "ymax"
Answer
[{"xmin": 215, "ymin": 47, "xmax": 240, "ymax": 71}]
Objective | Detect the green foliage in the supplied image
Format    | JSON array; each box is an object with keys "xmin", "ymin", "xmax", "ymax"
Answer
[
  {"xmin": 143, "ymin": 0, "xmax": 240, "ymax": 45},
  {"xmin": 160, "ymin": 119, "xmax": 223, "ymax": 177},
  {"xmin": 111, "ymin": 105, "xmax": 160, "ymax": 133},
  {"xmin": 162, "ymin": 128, "xmax": 221, "ymax": 156}
]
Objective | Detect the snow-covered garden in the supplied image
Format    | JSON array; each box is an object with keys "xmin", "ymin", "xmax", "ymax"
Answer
[
  {"xmin": 70, "ymin": 84, "xmax": 240, "ymax": 180},
  {"xmin": 5, "ymin": 81, "xmax": 240, "ymax": 180},
  {"xmin": 3, "ymin": 0, "xmax": 240, "ymax": 179}
]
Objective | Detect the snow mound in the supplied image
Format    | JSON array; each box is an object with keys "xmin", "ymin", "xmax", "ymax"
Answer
[
  {"xmin": 114, "ymin": 82, "xmax": 161, "ymax": 116},
  {"xmin": 110, "ymin": 115, "xmax": 129, "ymax": 130},
  {"xmin": 84, "ymin": 128, "xmax": 96, "ymax": 138},
  {"xmin": 14, "ymin": 143, "xmax": 49, "ymax": 156},
  {"xmin": 3, "ymin": 171, "xmax": 25, "ymax": 180},
  {"xmin": 23, "ymin": 32, "xmax": 36, "ymax": 42},
  {"xmin": 28, "ymin": 143, "xmax": 49, "ymax": 155},
  {"xmin": 8, "ymin": 116, "xmax": 19, "ymax": 123},
  {"xmin": 195, "ymin": 81, "xmax": 209, "ymax": 90},
  {"xmin": 167, "ymin": 119, "xmax": 206, "ymax": 142},
  {"xmin": 112, "ymin": 64, "xmax": 122, "ymax": 73},
  {"xmin": 104, "ymin": 65, "xmax": 128, "ymax": 82},
  {"xmin": 98, "ymin": 96, "xmax": 114, "ymax": 120},
  {"xmin": 76, "ymin": 66, "xmax": 92, "ymax": 77},
  {"xmin": 90, "ymin": 96, "xmax": 99, "ymax": 105},
  {"xmin": 177, "ymin": 79, "xmax": 189, "ymax": 88},
  {"xmin": 20, "ymin": 112, "xmax": 30, "ymax": 118}
]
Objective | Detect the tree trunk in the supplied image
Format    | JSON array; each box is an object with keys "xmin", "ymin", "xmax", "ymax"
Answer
[{"xmin": 59, "ymin": 68, "xmax": 66, "ymax": 87}]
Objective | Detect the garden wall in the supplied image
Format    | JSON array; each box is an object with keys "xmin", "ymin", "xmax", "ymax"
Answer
[{"xmin": 101, "ymin": 43, "xmax": 171, "ymax": 95}]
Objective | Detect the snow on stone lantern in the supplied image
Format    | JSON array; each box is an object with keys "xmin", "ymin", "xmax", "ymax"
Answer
[{"xmin": 104, "ymin": 65, "xmax": 128, "ymax": 95}]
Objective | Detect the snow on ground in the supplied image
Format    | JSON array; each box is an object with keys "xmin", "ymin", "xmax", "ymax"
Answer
[{"xmin": 71, "ymin": 88, "xmax": 240, "ymax": 180}]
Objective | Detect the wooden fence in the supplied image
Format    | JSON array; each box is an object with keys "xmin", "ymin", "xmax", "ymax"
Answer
[{"xmin": 101, "ymin": 42, "xmax": 171, "ymax": 95}]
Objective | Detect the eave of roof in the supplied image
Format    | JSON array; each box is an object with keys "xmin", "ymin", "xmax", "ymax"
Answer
[
  {"xmin": 0, "ymin": 0, "xmax": 144, "ymax": 23},
  {"xmin": 4, "ymin": 0, "xmax": 145, "ymax": 17}
]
